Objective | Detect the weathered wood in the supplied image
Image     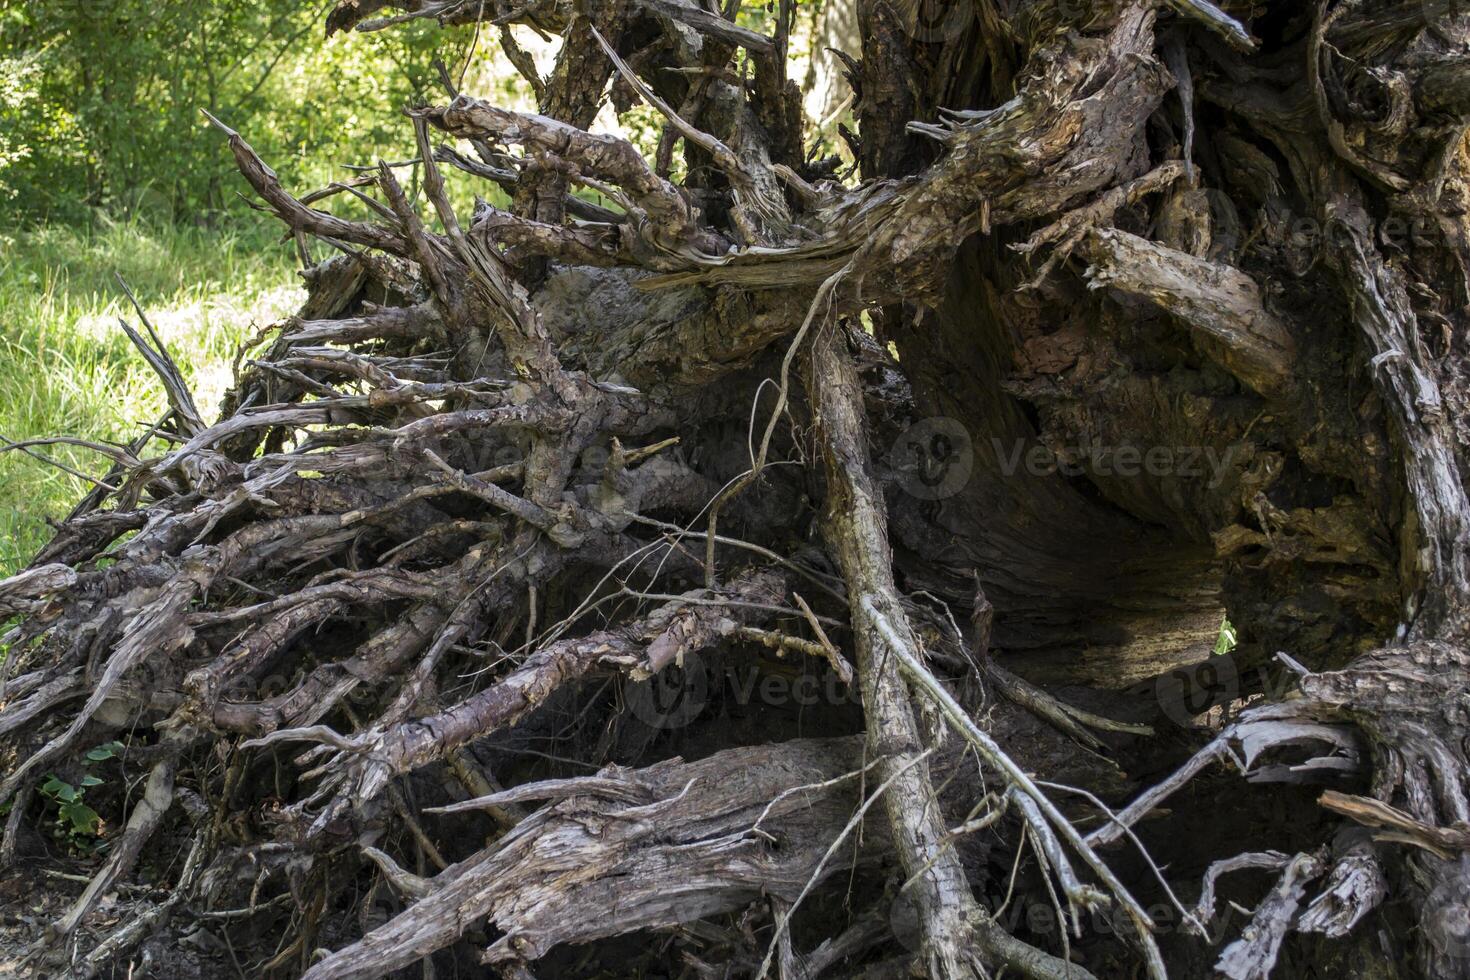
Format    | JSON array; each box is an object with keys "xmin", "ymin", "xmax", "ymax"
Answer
[
  {"xmin": 302, "ymin": 738, "xmax": 886, "ymax": 979},
  {"xmin": 5, "ymin": 0, "xmax": 1470, "ymax": 976},
  {"xmin": 807, "ymin": 325, "xmax": 988, "ymax": 978},
  {"xmin": 1082, "ymin": 227, "xmax": 1296, "ymax": 398}
]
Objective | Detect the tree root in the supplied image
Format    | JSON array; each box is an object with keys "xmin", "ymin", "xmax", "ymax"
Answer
[{"xmin": 6, "ymin": 0, "xmax": 1470, "ymax": 977}]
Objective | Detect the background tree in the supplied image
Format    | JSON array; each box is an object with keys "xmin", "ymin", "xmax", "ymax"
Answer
[
  {"xmin": 0, "ymin": 0, "xmax": 449, "ymax": 221},
  {"xmin": 1, "ymin": 1, "xmax": 1468, "ymax": 978}
]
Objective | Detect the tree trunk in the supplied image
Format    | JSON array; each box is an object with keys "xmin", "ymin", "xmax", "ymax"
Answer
[{"xmin": 4, "ymin": 1, "xmax": 1470, "ymax": 977}]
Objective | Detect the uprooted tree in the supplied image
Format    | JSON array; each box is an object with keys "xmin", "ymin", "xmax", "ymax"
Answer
[{"xmin": 4, "ymin": 0, "xmax": 1470, "ymax": 976}]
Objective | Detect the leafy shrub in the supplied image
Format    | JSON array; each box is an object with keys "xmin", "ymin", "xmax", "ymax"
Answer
[{"xmin": 0, "ymin": 0, "xmax": 461, "ymax": 223}]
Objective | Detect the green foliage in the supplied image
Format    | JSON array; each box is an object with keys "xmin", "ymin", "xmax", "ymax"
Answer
[
  {"xmin": 86, "ymin": 740, "xmax": 124, "ymax": 763},
  {"xmin": 0, "ymin": 216, "xmax": 301, "ymax": 572},
  {"xmin": 0, "ymin": 1, "xmax": 842, "ymax": 576},
  {"xmin": 39, "ymin": 742, "xmax": 123, "ymax": 846},
  {"xmin": 1213, "ymin": 616, "xmax": 1238, "ymax": 656},
  {"xmin": 616, "ymin": 104, "xmax": 673, "ymax": 176},
  {"xmin": 41, "ymin": 775, "xmax": 102, "ymax": 836},
  {"xmin": 0, "ymin": 0, "xmax": 465, "ymax": 223},
  {"xmin": 0, "ymin": 10, "xmax": 542, "ymax": 571}
]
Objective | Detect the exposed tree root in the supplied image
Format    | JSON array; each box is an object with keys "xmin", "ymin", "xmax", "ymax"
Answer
[{"xmin": 4, "ymin": 0, "xmax": 1470, "ymax": 977}]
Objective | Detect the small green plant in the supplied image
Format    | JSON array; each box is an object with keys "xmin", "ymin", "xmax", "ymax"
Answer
[
  {"xmin": 37, "ymin": 740, "xmax": 123, "ymax": 849},
  {"xmin": 1213, "ymin": 616, "xmax": 1238, "ymax": 656},
  {"xmin": 84, "ymin": 740, "xmax": 124, "ymax": 763},
  {"xmin": 39, "ymin": 774, "xmax": 103, "ymax": 836}
]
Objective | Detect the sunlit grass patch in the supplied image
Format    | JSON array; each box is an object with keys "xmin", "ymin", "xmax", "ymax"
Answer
[{"xmin": 0, "ymin": 216, "xmax": 302, "ymax": 573}]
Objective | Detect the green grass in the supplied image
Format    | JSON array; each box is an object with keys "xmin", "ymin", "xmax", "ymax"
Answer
[{"xmin": 0, "ymin": 216, "xmax": 304, "ymax": 574}]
